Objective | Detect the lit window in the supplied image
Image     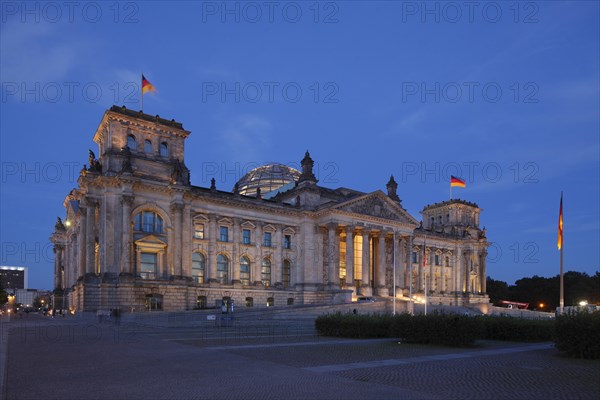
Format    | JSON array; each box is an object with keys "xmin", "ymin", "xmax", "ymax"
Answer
[
  {"xmin": 240, "ymin": 257, "xmax": 250, "ymax": 285},
  {"xmin": 261, "ymin": 258, "xmax": 271, "ymax": 287},
  {"xmin": 245, "ymin": 297, "xmax": 253, "ymax": 307},
  {"xmin": 140, "ymin": 252, "xmax": 157, "ymax": 280},
  {"xmin": 263, "ymin": 232, "xmax": 272, "ymax": 247},
  {"xmin": 242, "ymin": 229, "xmax": 251, "ymax": 245},
  {"xmin": 266, "ymin": 297, "xmax": 274, "ymax": 307},
  {"xmin": 159, "ymin": 142, "xmax": 168, "ymax": 157},
  {"xmin": 284, "ymin": 235, "xmax": 291, "ymax": 249},
  {"xmin": 144, "ymin": 139, "xmax": 153, "ymax": 153},
  {"xmin": 219, "ymin": 226, "xmax": 229, "ymax": 242},
  {"xmin": 217, "ymin": 254, "xmax": 229, "ymax": 284},
  {"xmin": 127, "ymin": 134, "xmax": 137, "ymax": 150},
  {"xmin": 134, "ymin": 211, "xmax": 164, "ymax": 234},
  {"xmin": 192, "ymin": 253, "xmax": 205, "ymax": 284},
  {"xmin": 194, "ymin": 224, "xmax": 205, "ymax": 239},
  {"xmin": 282, "ymin": 259, "xmax": 291, "ymax": 288}
]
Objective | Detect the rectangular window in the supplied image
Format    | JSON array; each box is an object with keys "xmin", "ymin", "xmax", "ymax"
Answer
[
  {"xmin": 412, "ymin": 251, "xmax": 417, "ymax": 263},
  {"xmin": 242, "ymin": 229, "xmax": 251, "ymax": 245},
  {"xmin": 140, "ymin": 252, "xmax": 157, "ymax": 280},
  {"xmin": 435, "ymin": 254, "xmax": 440, "ymax": 266},
  {"xmin": 354, "ymin": 234, "xmax": 362, "ymax": 284},
  {"xmin": 194, "ymin": 224, "xmax": 204, "ymax": 239},
  {"xmin": 263, "ymin": 232, "xmax": 272, "ymax": 247},
  {"xmin": 284, "ymin": 235, "xmax": 291, "ymax": 249},
  {"xmin": 219, "ymin": 226, "xmax": 229, "ymax": 242}
]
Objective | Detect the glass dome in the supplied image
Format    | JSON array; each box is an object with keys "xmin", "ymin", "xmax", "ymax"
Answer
[{"xmin": 235, "ymin": 163, "xmax": 300, "ymax": 197}]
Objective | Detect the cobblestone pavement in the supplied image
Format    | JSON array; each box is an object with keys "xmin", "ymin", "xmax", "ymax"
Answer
[{"xmin": 2, "ymin": 313, "xmax": 599, "ymax": 400}]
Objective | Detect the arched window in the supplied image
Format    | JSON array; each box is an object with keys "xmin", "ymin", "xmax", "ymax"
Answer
[
  {"xmin": 240, "ymin": 256, "xmax": 250, "ymax": 285},
  {"xmin": 144, "ymin": 139, "xmax": 153, "ymax": 153},
  {"xmin": 245, "ymin": 297, "xmax": 253, "ymax": 307},
  {"xmin": 160, "ymin": 142, "xmax": 168, "ymax": 157},
  {"xmin": 261, "ymin": 258, "xmax": 271, "ymax": 287},
  {"xmin": 134, "ymin": 211, "xmax": 164, "ymax": 233},
  {"xmin": 192, "ymin": 253, "xmax": 205, "ymax": 284},
  {"xmin": 127, "ymin": 134, "xmax": 137, "ymax": 150},
  {"xmin": 282, "ymin": 259, "xmax": 291, "ymax": 288},
  {"xmin": 217, "ymin": 254, "xmax": 229, "ymax": 284}
]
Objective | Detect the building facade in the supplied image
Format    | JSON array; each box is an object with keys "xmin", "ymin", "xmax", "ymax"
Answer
[
  {"xmin": 51, "ymin": 106, "xmax": 489, "ymax": 312},
  {"xmin": 0, "ymin": 266, "xmax": 27, "ymax": 289}
]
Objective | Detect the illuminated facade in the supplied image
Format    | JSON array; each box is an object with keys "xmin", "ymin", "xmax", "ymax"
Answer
[{"xmin": 50, "ymin": 106, "xmax": 489, "ymax": 312}]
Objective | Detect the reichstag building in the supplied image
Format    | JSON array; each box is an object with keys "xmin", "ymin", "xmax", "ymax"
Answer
[{"xmin": 51, "ymin": 106, "xmax": 489, "ymax": 312}]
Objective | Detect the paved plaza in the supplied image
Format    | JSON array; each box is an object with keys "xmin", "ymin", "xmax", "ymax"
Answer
[{"xmin": 1, "ymin": 310, "xmax": 599, "ymax": 400}]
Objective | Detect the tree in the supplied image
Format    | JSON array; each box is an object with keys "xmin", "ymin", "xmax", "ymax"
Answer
[
  {"xmin": 0, "ymin": 277, "xmax": 8, "ymax": 307},
  {"xmin": 486, "ymin": 277, "xmax": 510, "ymax": 304}
]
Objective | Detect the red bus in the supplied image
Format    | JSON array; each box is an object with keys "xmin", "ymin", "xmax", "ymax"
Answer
[{"xmin": 498, "ymin": 300, "xmax": 529, "ymax": 310}]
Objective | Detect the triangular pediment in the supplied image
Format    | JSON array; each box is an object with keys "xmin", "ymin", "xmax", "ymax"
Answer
[
  {"xmin": 135, "ymin": 235, "xmax": 167, "ymax": 249},
  {"xmin": 332, "ymin": 191, "xmax": 419, "ymax": 225}
]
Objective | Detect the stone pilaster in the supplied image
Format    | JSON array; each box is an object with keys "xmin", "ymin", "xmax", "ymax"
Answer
[
  {"xmin": 85, "ymin": 200, "xmax": 96, "ymax": 275},
  {"xmin": 208, "ymin": 214, "xmax": 217, "ymax": 283},
  {"xmin": 345, "ymin": 226, "xmax": 354, "ymax": 288},
  {"xmin": 232, "ymin": 218, "xmax": 241, "ymax": 284},
  {"xmin": 273, "ymin": 224, "xmax": 283, "ymax": 286},
  {"xmin": 170, "ymin": 202, "xmax": 184, "ymax": 277},
  {"xmin": 327, "ymin": 223, "xmax": 339, "ymax": 288},
  {"xmin": 120, "ymin": 195, "xmax": 134, "ymax": 274},
  {"xmin": 360, "ymin": 229, "xmax": 371, "ymax": 296},
  {"xmin": 376, "ymin": 232, "xmax": 388, "ymax": 296}
]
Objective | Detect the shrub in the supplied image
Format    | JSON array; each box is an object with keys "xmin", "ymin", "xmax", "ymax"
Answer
[
  {"xmin": 480, "ymin": 316, "xmax": 554, "ymax": 342},
  {"xmin": 554, "ymin": 311, "xmax": 600, "ymax": 359},
  {"xmin": 390, "ymin": 313, "xmax": 482, "ymax": 347},
  {"xmin": 315, "ymin": 312, "xmax": 392, "ymax": 338}
]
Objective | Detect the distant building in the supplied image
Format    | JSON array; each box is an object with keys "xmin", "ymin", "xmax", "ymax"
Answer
[
  {"xmin": 0, "ymin": 266, "xmax": 27, "ymax": 289},
  {"xmin": 51, "ymin": 106, "xmax": 490, "ymax": 312}
]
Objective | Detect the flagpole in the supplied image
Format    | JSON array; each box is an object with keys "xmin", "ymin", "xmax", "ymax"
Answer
[
  {"xmin": 424, "ymin": 241, "xmax": 427, "ymax": 316},
  {"xmin": 140, "ymin": 73, "xmax": 143, "ymax": 112},
  {"xmin": 409, "ymin": 235, "xmax": 413, "ymax": 316},
  {"xmin": 559, "ymin": 191, "xmax": 564, "ymax": 314}
]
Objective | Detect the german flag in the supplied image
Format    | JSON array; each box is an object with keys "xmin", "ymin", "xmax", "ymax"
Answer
[
  {"xmin": 557, "ymin": 193, "xmax": 563, "ymax": 250},
  {"xmin": 142, "ymin": 74, "xmax": 156, "ymax": 94},
  {"xmin": 450, "ymin": 176, "xmax": 466, "ymax": 188}
]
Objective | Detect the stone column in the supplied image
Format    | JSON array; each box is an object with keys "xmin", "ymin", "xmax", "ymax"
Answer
[
  {"xmin": 395, "ymin": 235, "xmax": 404, "ymax": 292},
  {"xmin": 327, "ymin": 223, "xmax": 339, "ymax": 288},
  {"xmin": 406, "ymin": 235, "xmax": 413, "ymax": 291},
  {"xmin": 171, "ymin": 202, "xmax": 183, "ymax": 277},
  {"xmin": 85, "ymin": 200, "xmax": 96, "ymax": 275},
  {"xmin": 376, "ymin": 232, "xmax": 388, "ymax": 296},
  {"xmin": 208, "ymin": 214, "xmax": 217, "ymax": 283},
  {"xmin": 232, "ymin": 218, "xmax": 241, "ymax": 284},
  {"xmin": 428, "ymin": 248, "xmax": 434, "ymax": 293},
  {"xmin": 273, "ymin": 225, "xmax": 283, "ymax": 286},
  {"xmin": 120, "ymin": 195, "xmax": 134, "ymax": 275},
  {"xmin": 441, "ymin": 251, "xmax": 446, "ymax": 292},
  {"xmin": 480, "ymin": 250, "xmax": 487, "ymax": 293},
  {"xmin": 254, "ymin": 222, "xmax": 263, "ymax": 285},
  {"xmin": 78, "ymin": 216, "xmax": 86, "ymax": 278},
  {"xmin": 360, "ymin": 230, "xmax": 371, "ymax": 296},
  {"xmin": 54, "ymin": 246, "xmax": 62, "ymax": 289},
  {"xmin": 345, "ymin": 226, "xmax": 354, "ymax": 289},
  {"xmin": 181, "ymin": 204, "xmax": 192, "ymax": 278}
]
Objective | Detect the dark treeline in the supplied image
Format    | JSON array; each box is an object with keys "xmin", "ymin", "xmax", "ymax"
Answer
[{"xmin": 487, "ymin": 271, "xmax": 600, "ymax": 311}]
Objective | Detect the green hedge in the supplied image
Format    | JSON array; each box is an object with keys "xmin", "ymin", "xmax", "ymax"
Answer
[
  {"xmin": 554, "ymin": 311, "xmax": 600, "ymax": 359},
  {"xmin": 315, "ymin": 312, "xmax": 481, "ymax": 346},
  {"xmin": 480, "ymin": 316, "xmax": 554, "ymax": 342}
]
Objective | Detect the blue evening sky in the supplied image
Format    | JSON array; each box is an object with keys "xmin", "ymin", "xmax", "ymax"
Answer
[{"xmin": 1, "ymin": 1, "xmax": 598, "ymax": 289}]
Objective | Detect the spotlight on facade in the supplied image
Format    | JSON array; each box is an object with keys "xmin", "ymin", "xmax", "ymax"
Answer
[{"xmin": 65, "ymin": 220, "xmax": 71, "ymax": 227}]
